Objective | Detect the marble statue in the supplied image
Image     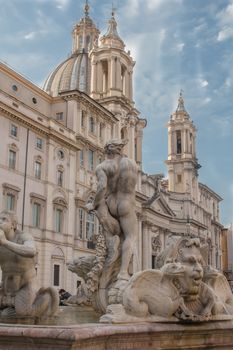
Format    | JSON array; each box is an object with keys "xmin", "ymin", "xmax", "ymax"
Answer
[
  {"xmin": 101, "ymin": 235, "xmax": 233, "ymax": 323},
  {"xmin": 0, "ymin": 210, "xmax": 59, "ymax": 318},
  {"xmin": 68, "ymin": 139, "xmax": 138, "ymax": 313},
  {"xmin": 86, "ymin": 139, "xmax": 138, "ymax": 282}
]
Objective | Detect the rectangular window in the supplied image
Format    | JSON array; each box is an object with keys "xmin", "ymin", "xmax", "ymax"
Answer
[
  {"xmin": 89, "ymin": 116, "xmax": 95, "ymax": 133},
  {"xmin": 9, "ymin": 150, "xmax": 16, "ymax": 169},
  {"xmin": 53, "ymin": 264, "xmax": 60, "ymax": 286},
  {"xmin": 80, "ymin": 150, "xmax": 84, "ymax": 167},
  {"xmin": 99, "ymin": 123, "xmax": 103, "ymax": 139},
  {"xmin": 79, "ymin": 208, "xmax": 84, "ymax": 238},
  {"xmin": 6, "ymin": 193, "xmax": 15, "ymax": 211},
  {"xmin": 10, "ymin": 124, "xmax": 18, "ymax": 137},
  {"xmin": 55, "ymin": 208, "xmax": 63, "ymax": 233},
  {"xmin": 36, "ymin": 137, "xmax": 43, "ymax": 150},
  {"xmin": 33, "ymin": 202, "xmax": 41, "ymax": 228},
  {"xmin": 86, "ymin": 212, "xmax": 95, "ymax": 241},
  {"xmin": 88, "ymin": 150, "xmax": 94, "ymax": 171},
  {"xmin": 57, "ymin": 170, "xmax": 63, "ymax": 186},
  {"xmin": 81, "ymin": 111, "xmax": 85, "ymax": 128},
  {"xmin": 177, "ymin": 174, "xmax": 182, "ymax": 183},
  {"xmin": 56, "ymin": 112, "xmax": 63, "ymax": 121},
  {"xmin": 35, "ymin": 161, "xmax": 41, "ymax": 179}
]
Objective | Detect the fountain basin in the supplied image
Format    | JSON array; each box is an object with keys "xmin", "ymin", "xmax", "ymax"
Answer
[{"xmin": 1, "ymin": 319, "xmax": 233, "ymax": 349}]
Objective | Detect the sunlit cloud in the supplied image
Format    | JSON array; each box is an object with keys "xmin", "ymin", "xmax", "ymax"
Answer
[
  {"xmin": 217, "ymin": 2, "xmax": 233, "ymax": 41},
  {"xmin": 176, "ymin": 42, "xmax": 185, "ymax": 52},
  {"xmin": 199, "ymin": 79, "xmax": 208, "ymax": 88},
  {"xmin": 24, "ymin": 31, "xmax": 36, "ymax": 40}
]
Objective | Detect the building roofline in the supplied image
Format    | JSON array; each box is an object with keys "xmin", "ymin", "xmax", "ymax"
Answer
[
  {"xmin": 199, "ymin": 182, "xmax": 223, "ymax": 201},
  {"xmin": 0, "ymin": 60, "xmax": 52, "ymax": 102}
]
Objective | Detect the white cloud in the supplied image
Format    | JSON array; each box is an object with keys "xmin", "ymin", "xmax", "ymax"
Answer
[
  {"xmin": 55, "ymin": 0, "xmax": 70, "ymax": 10},
  {"xmin": 217, "ymin": 26, "xmax": 233, "ymax": 41},
  {"xmin": 217, "ymin": 2, "xmax": 233, "ymax": 41},
  {"xmin": 24, "ymin": 31, "xmax": 36, "ymax": 40},
  {"xmin": 146, "ymin": 0, "xmax": 164, "ymax": 11},
  {"xmin": 203, "ymin": 97, "xmax": 211, "ymax": 104},
  {"xmin": 176, "ymin": 42, "xmax": 185, "ymax": 52},
  {"xmin": 200, "ymin": 79, "xmax": 208, "ymax": 87}
]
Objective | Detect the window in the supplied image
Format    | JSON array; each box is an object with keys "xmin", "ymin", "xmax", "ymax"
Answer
[
  {"xmin": 176, "ymin": 130, "xmax": 182, "ymax": 154},
  {"xmin": 89, "ymin": 116, "xmax": 95, "ymax": 133},
  {"xmin": 36, "ymin": 137, "xmax": 43, "ymax": 150},
  {"xmin": 86, "ymin": 212, "xmax": 95, "ymax": 248},
  {"xmin": 6, "ymin": 193, "xmax": 15, "ymax": 211},
  {"xmin": 32, "ymin": 97, "xmax": 37, "ymax": 104},
  {"xmin": 34, "ymin": 161, "xmax": 41, "ymax": 179},
  {"xmin": 32, "ymin": 202, "xmax": 41, "ymax": 228},
  {"xmin": 56, "ymin": 112, "xmax": 63, "ymax": 121},
  {"xmin": 55, "ymin": 208, "xmax": 63, "ymax": 233},
  {"xmin": 81, "ymin": 111, "xmax": 85, "ymax": 128},
  {"xmin": 12, "ymin": 85, "xmax": 18, "ymax": 91},
  {"xmin": 57, "ymin": 170, "xmax": 63, "ymax": 186},
  {"xmin": 57, "ymin": 149, "xmax": 65, "ymax": 160},
  {"xmin": 80, "ymin": 150, "xmax": 84, "ymax": 167},
  {"xmin": 177, "ymin": 174, "xmax": 182, "ymax": 183},
  {"xmin": 10, "ymin": 124, "xmax": 18, "ymax": 138},
  {"xmin": 9, "ymin": 150, "xmax": 16, "ymax": 169},
  {"xmin": 79, "ymin": 208, "xmax": 84, "ymax": 238},
  {"xmin": 53, "ymin": 264, "xmax": 60, "ymax": 286},
  {"xmin": 88, "ymin": 150, "xmax": 94, "ymax": 171},
  {"xmin": 99, "ymin": 123, "xmax": 104, "ymax": 139}
]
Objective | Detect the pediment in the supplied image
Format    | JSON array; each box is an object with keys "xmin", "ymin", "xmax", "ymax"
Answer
[{"xmin": 144, "ymin": 194, "xmax": 175, "ymax": 217}]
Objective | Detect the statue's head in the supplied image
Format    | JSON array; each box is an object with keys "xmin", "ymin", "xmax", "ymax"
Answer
[
  {"xmin": 176, "ymin": 239, "xmax": 204, "ymax": 300},
  {"xmin": 160, "ymin": 236, "xmax": 204, "ymax": 300},
  {"xmin": 0, "ymin": 210, "xmax": 18, "ymax": 234},
  {"xmin": 104, "ymin": 139, "xmax": 128, "ymax": 155}
]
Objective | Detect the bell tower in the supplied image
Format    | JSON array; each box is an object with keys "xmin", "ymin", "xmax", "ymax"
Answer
[
  {"xmin": 165, "ymin": 92, "xmax": 201, "ymax": 201},
  {"xmin": 89, "ymin": 9, "xmax": 146, "ymax": 166},
  {"xmin": 90, "ymin": 10, "xmax": 134, "ymax": 104}
]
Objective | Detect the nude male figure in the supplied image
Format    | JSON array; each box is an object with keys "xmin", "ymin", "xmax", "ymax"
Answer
[
  {"xmin": 0, "ymin": 210, "xmax": 58, "ymax": 317},
  {"xmin": 86, "ymin": 139, "xmax": 138, "ymax": 281}
]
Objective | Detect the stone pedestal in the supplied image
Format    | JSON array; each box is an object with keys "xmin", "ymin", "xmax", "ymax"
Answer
[{"xmin": 0, "ymin": 321, "xmax": 233, "ymax": 349}]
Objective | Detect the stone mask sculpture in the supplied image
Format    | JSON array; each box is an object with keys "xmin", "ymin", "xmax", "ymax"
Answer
[{"xmin": 0, "ymin": 210, "xmax": 59, "ymax": 318}]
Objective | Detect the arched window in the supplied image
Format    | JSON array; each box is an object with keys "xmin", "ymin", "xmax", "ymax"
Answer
[{"xmin": 176, "ymin": 130, "xmax": 182, "ymax": 154}]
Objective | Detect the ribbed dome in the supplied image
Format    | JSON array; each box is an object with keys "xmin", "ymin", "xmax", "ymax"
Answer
[{"xmin": 43, "ymin": 52, "xmax": 90, "ymax": 96}]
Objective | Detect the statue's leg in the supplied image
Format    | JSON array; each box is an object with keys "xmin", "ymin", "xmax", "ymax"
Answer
[{"xmin": 118, "ymin": 211, "xmax": 137, "ymax": 281}]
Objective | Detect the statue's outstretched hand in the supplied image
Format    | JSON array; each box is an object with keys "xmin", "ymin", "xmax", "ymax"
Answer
[{"xmin": 0, "ymin": 229, "xmax": 7, "ymax": 245}]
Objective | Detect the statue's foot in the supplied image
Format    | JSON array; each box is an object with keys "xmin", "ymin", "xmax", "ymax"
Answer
[
  {"xmin": 117, "ymin": 272, "xmax": 130, "ymax": 281},
  {"xmin": 1, "ymin": 307, "xmax": 16, "ymax": 317}
]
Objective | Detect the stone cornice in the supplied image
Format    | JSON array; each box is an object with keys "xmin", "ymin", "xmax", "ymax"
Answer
[
  {"xmin": 76, "ymin": 133, "xmax": 104, "ymax": 152},
  {"xmin": 59, "ymin": 90, "xmax": 118, "ymax": 123},
  {"xmin": 0, "ymin": 102, "xmax": 81, "ymax": 151},
  {"xmin": 199, "ymin": 182, "xmax": 223, "ymax": 202}
]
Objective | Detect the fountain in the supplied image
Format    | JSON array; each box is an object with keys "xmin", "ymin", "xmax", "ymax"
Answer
[{"xmin": 1, "ymin": 140, "xmax": 233, "ymax": 349}]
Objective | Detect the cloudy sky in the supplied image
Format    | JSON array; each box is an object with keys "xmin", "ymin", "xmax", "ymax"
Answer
[{"xmin": 0, "ymin": 0, "xmax": 232, "ymax": 226}]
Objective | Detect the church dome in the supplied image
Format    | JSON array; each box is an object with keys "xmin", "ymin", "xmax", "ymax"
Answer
[
  {"xmin": 43, "ymin": 2, "xmax": 99, "ymax": 97},
  {"xmin": 43, "ymin": 52, "xmax": 90, "ymax": 96}
]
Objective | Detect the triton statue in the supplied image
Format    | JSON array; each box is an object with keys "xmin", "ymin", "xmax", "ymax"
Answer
[{"xmin": 0, "ymin": 210, "xmax": 59, "ymax": 318}]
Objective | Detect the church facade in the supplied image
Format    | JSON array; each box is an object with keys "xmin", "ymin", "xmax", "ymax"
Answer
[{"xmin": 0, "ymin": 3, "xmax": 223, "ymax": 294}]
